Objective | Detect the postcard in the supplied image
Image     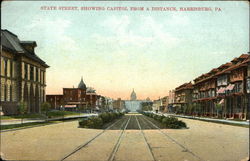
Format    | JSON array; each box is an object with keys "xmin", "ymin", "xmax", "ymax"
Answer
[{"xmin": 1, "ymin": 1, "xmax": 249, "ymax": 161}]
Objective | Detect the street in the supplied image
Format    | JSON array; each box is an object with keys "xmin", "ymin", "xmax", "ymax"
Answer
[{"xmin": 0, "ymin": 114, "xmax": 249, "ymax": 161}]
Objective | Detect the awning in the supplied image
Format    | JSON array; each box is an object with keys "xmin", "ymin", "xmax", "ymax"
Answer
[
  {"xmin": 226, "ymin": 84, "xmax": 235, "ymax": 91},
  {"xmin": 64, "ymin": 105, "xmax": 77, "ymax": 108},
  {"xmin": 217, "ymin": 87, "xmax": 226, "ymax": 94},
  {"xmin": 218, "ymin": 99, "xmax": 224, "ymax": 105}
]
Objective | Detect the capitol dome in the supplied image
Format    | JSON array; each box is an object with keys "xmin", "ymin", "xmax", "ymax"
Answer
[{"xmin": 130, "ymin": 89, "xmax": 137, "ymax": 101}]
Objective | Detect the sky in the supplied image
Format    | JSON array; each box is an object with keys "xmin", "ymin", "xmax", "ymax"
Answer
[{"xmin": 2, "ymin": 1, "xmax": 249, "ymax": 100}]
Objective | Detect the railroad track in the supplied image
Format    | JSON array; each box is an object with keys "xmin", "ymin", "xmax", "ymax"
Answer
[
  {"xmin": 107, "ymin": 116, "xmax": 131, "ymax": 161},
  {"xmin": 61, "ymin": 116, "xmax": 128, "ymax": 161},
  {"xmin": 141, "ymin": 115, "xmax": 204, "ymax": 161},
  {"xmin": 135, "ymin": 115, "xmax": 156, "ymax": 161}
]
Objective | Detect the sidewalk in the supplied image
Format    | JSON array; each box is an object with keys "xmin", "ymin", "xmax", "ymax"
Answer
[
  {"xmin": 163, "ymin": 113, "xmax": 249, "ymax": 126},
  {"xmin": 0, "ymin": 113, "xmax": 98, "ymax": 126},
  {"xmin": 149, "ymin": 111, "xmax": 249, "ymax": 126}
]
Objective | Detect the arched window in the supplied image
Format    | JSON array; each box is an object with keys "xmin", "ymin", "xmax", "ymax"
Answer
[
  {"xmin": 4, "ymin": 85, "xmax": 7, "ymax": 101},
  {"xmin": 10, "ymin": 85, "xmax": 12, "ymax": 101}
]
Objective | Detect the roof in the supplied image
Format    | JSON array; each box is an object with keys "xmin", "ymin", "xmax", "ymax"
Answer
[
  {"xmin": 194, "ymin": 54, "xmax": 249, "ymax": 84},
  {"xmin": 175, "ymin": 82, "xmax": 193, "ymax": 92},
  {"xmin": 1, "ymin": 29, "xmax": 49, "ymax": 68}
]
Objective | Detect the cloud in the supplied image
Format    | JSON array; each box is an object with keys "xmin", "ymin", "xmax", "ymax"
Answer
[
  {"xmin": 27, "ymin": 15, "xmax": 79, "ymax": 53},
  {"xmin": 92, "ymin": 15, "xmax": 179, "ymax": 50}
]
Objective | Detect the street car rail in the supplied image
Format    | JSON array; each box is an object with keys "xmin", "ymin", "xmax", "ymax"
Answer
[
  {"xmin": 60, "ymin": 116, "xmax": 127, "ymax": 161},
  {"xmin": 141, "ymin": 115, "xmax": 204, "ymax": 161},
  {"xmin": 135, "ymin": 115, "xmax": 156, "ymax": 161},
  {"xmin": 107, "ymin": 116, "xmax": 131, "ymax": 161}
]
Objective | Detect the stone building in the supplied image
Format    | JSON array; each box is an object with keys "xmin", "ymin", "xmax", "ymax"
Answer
[{"xmin": 1, "ymin": 29, "xmax": 49, "ymax": 115}]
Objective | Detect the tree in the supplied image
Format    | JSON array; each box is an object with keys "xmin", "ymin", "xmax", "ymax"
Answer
[
  {"xmin": 141, "ymin": 102, "xmax": 153, "ymax": 111},
  {"xmin": 17, "ymin": 102, "xmax": 28, "ymax": 124},
  {"xmin": 215, "ymin": 103, "xmax": 222, "ymax": 118},
  {"xmin": 41, "ymin": 102, "xmax": 51, "ymax": 121}
]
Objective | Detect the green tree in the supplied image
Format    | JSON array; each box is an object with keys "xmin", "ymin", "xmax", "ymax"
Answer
[
  {"xmin": 215, "ymin": 103, "xmax": 222, "ymax": 118},
  {"xmin": 41, "ymin": 102, "xmax": 51, "ymax": 121},
  {"xmin": 17, "ymin": 102, "xmax": 28, "ymax": 124}
]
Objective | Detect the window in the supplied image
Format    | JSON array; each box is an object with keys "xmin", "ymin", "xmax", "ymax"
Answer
[
  {"xmin": 10, "ymin": 61, "xmax": 13, "ymax": 77},
  {"xmin": 36, "ymin": 68, "xmax": 39, "ymax": 81},
  {"xmin": 10, "ymin": 85, "xmax": 12, "ymax": 101},
  {"xmin": 24, "ymin": 64, "xmax": 28, "ymax": 79},
  {"xmin": 4, "ymin": 85, "xmax": 7, "ymax": 101},
  {"xmin": 4, "ymin": 59, "xmax": 8, "ymax": 76},
  {"xmin": 247, "ymin": 78, "xmax": 250, "ymax": 93},
  {"xmin": 30, "ymin": 66, "xmax": 34, "ymax": 81}
]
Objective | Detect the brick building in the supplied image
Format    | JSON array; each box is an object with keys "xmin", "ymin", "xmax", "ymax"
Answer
[
  {"xmin": 46, "ymin": 95, "xmax": 63, "ymax": 109},
  {"xmin": 172, "ymin": 53, "xmax": 250, "ymax": 120},
  {"xmin": 46, "ymin": 77, "xmax": 101, "ymax": 111},
  {"xmin": 1, "ymin": 29, "xmax": 49, "ymax": 115}
]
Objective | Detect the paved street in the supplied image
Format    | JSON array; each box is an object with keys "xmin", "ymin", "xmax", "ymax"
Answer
[{"xmin": 1, "ymin": 114, "xmax": 249, "ymax": 161}]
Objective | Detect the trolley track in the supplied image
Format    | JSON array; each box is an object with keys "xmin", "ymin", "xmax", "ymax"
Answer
[
  {"xmin": 135, "ymin": 115, "xmax": 156, "ymax": 161},
  {"xmin": 60, "ymin": 116, "xmax": 128, "ymax": 161},
  {"xmin": 107, "ymin": 116, "xmax": 131, "ymax": 161},
  {"xmin": 141, "ymin": 115, "xmax": 204, "ymax": 161}
]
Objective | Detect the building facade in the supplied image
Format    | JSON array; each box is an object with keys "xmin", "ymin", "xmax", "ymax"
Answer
[
  {"xmin": 1, "ymin": 30, "xmax": 49, "ymax": 115},
  {"xmin": 171, "ymin": 53, "xmax": 249, "ymax": 120},
  {"xmin": 47, "ymin": 77, "xmax": 102, "ymax": 111},
  {"xmin": 46, "ymin": 95, "xmax": 64, "ymax": 110},
  {"xmin": 112, "ymin": 98, "xmax": 125, "ymax": 111},
  {"xmin": 174, "ymin": 82, "xmax": 193, "ymax": 114}
]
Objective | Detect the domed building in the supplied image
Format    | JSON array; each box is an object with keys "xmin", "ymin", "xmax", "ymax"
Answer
[{"xmin": 130, "ymin": 89, "xmax": 137, "ymax": 101}]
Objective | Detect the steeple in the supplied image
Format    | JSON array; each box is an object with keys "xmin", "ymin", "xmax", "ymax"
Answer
[{"xmin": 78, "ymin": 76, "xmax": 86, "ymax": 90}]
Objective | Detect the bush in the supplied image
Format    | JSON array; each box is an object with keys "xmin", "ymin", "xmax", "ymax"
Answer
[
  {"xmin": 99, "ymin": 112, "xmax": 110, "ymax": 123},
  {"xmin": 143, "ymin": 113, "xmax": 187, "ymax": 129},
  {"xmin": 80, "ymin": 112, "xmax": 124, "ymax": 129},
  {"xmin": 79, "ymin": 117, "xmax": 103, "ymax": 129}
]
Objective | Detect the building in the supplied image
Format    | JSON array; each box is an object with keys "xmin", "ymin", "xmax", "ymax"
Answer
[
  {"xmin": 152, "ymin": 99, "xmax": 162, "ymax": 112},
  {"xmin": 174, "ymin": 82, "xmax": 193, "ymax": 114},
  {"xmin": 46, "ymin": 95, "xmax": 64, "ymax": 110},
  {"xmin": 46, "ymin": 77, "xmax": 102, "ymax": 112},
  {"xmin": 161, "ymin": 96, "xmax": 169, "ymax": 112},
  {"xmin": 85, "ymin": 87, "xmax": 100, "ymax": 110},
  {"xmin": 1, "ymin": 29, "xmax": 49, "ymax": 115},
  {"xmin": 172, "ymin": 53, "xmax": 250, "ymax": 120},
  {"xmin": 62, "ymin": 77, "xmax": 87, "ymax": 110},
  {"xmin": 167, "ymin": 90, "xmax": 175, "ymax": 113},
  {"xmin": 130, "ymin": 89, "xmax": 137, "ymax": 101},
  {"xmin": 112, "ymin": 98, "xmax": 125, "ymax": 111}
]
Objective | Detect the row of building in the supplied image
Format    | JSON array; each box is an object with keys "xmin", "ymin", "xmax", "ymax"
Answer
[
  {"xmin": 167, "ymin": 53, "xmax": 250, "ymax": 120},
  {"xmin": 46, "ymin": 78, "xmax": 115, "ymax": 112}
]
